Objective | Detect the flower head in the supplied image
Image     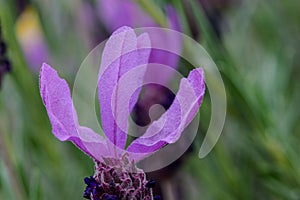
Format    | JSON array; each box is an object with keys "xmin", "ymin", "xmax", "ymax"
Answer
[
  {"xmin": 83, "ymin": 153, "xmax": 157, "ymax": 199},
  {"xmin": 16, "ymin": 6, "xmax": 49, "ymax": 72},
  {"xmin": 39, "ymin": 26, "xmax": 205, "ymax": 199}
]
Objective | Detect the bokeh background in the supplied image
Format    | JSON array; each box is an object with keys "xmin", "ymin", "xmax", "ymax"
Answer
[{"xmin": 0, "ymin": 0, "xmax": 300, "ymax": 199}]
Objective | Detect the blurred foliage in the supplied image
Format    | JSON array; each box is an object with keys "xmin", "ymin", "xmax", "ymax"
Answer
[
  {"xmin": 185, "ymin": 0, "xmax": 300, "ymax": 199},
  {"xmin": 0, "ymin": 0, "xmax": 300, "ymax": 199}
]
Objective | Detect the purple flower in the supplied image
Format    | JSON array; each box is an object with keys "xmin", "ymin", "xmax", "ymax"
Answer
[
  {"xmin": 39, "ymin": 26, "xmax": 205, "ymax": 199},
  {"xmin": 97, "ymin": 0, "xmax": 181, "ymax": 85},
  {"xmin": 97, "ymin": 0, "xmax": 183, "ymax": 127},
  {"xmin": 16, "ymin": 7, "xmax": 49, "ymax": 72},
  {"xmin": 97, "ymin": 0, "xmax": 156, "ymax": 31}
]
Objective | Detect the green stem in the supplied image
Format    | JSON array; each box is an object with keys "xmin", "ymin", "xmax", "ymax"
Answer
[
  {"xmin": 135, "ymin": 0, "xmax": 168, "ymax": 27},
  {"xmin": 0, "ymin": 129, "xmax": 26, "ymax": 200}
]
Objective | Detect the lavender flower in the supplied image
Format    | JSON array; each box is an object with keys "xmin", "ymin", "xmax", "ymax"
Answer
[
  {"xmin": 97, "ymin": 0, "xmax": 183, "ymax": 127},
  {"xmin": 39, "ymin": 26, "xmax": 205, "ymax": 199},
  {"xmin": 97, "ymin": 0, "xmax": 181, "ymax": 85},
  {"xmin": 16, "ymin": 7, "xmax": 49, "ymax": 72}
]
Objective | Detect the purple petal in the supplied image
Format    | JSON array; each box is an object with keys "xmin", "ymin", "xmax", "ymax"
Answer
[
  {"xmin": 98, "ymin": 27, "xmax": 151, "ymax": 149},
  {"xmin": 129, "ymin": 33, "xmax": 151, "ymax": 111},
  {"xmin": 40, "ymin": 63, "xmax": 109, "ymax": 160},
  {"xmin": 40, "ymin": 63, "xmax": 78, "ymax": 141},
  {"xmin": 146, "ymin": 7, "xmax": 181, "ymax": 85},
  {"xmin": 127, "ymin": 68, "xmax": 205, "ymax": 161},
  {"xmin": 166, "ymin": 6, "xmax": 181, "ymax": 32},
  {"xmin": 78, "ymin": 126, "xmax": 114, "ymax": 159},
  {"xmin": 131, "ymin": 8, "xmax": 182, "ymax": 130}
]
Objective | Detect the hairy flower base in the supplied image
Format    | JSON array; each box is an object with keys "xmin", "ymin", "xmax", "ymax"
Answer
[{"xmin": 83, "ymin": 154, "xmax": 160, "ymax": 200}]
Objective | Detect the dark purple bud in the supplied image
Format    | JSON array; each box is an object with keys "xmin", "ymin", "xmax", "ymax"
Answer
[
  {"xmin": 83, "ymin": 176, "xmax": 101, "ymax": 199},
  {"xmin": 83, "ymin": 187, "xmax": 92, "ymax": 199},
  {"xmin": 84, "ymin": 176, "xmax": 93, "ymax": 185}
]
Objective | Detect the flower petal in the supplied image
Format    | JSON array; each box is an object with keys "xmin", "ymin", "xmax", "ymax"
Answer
[
  {"xmin": 98, "ymin": 27, "xmax": 151, "ymax": 149},
  {"xmin": 40, "ymin": 63, "xmax": 78, "ymax": 141},
  {"xmin": 40, "ymin": 63, "xmax": 108, "ymax": 160},
  {"xmin": 129, "ymin": 33, "xmax": 151, "ymax": 111},
  {"xmin": 127, "ymin": 68, "xmax": 205, "ymax": 161},
  {"xmin": 78, "ymin": 126, "xmax": 113, "ymax": 160},
  {"xmin": 145, "ymin": 6, "xmax": 181, "ymax": 85}
]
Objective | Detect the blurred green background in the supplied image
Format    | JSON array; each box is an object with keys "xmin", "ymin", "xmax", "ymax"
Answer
[{"xmin": 0, "ymin": 0, "xmax": 300, "ymax": 199}]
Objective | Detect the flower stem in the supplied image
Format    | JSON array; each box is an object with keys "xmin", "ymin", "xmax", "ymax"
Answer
[
  {"xmin": 0, "ymin": 129, "xmax": 26, "ymax": 200},
  {"xmin": 150, "ymin": 188, "xmax": 154, "ymax": 200},
  {"xmin": 135, "ymin": 0, "xmax": 168, "ymax": 27},
  {"xmin": 161, "ymin": 179, "xmax": 176, "ymax": 200}
]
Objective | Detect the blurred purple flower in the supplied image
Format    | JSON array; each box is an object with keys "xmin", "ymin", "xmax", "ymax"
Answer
[
  {"xmin": 16, "ymin": 7, "xmax": 49, "ymax": 72},
  {"xmin": 97, "ymin": 0, "xmax": 156, "ymax": 31},
  {"xmin": 39, "ymin": 26, "xmax": 205, "ymax": 198}
]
